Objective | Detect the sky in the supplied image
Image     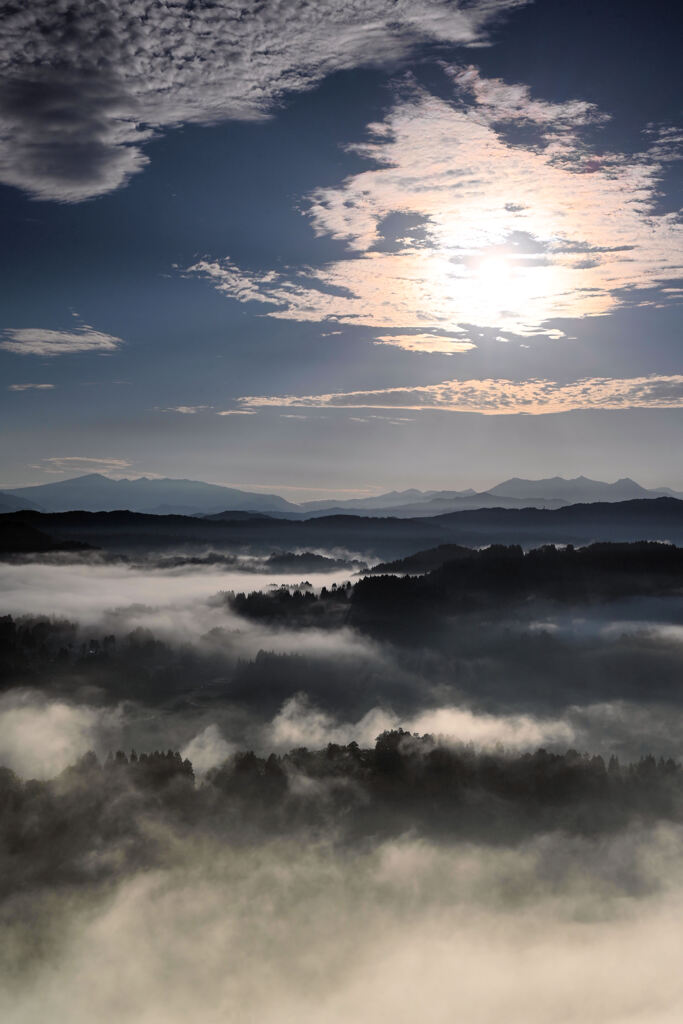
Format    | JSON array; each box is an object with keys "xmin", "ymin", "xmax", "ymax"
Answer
[{"xmin": 1, "ymin": 0, "xmax": 681, "ymax": 499}]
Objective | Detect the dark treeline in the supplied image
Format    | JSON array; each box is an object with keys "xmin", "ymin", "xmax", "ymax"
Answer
[
  {"xmin": 2, "ymin": 731, "xmax": 682, "ymax": 897},
  {"xmin": 351, "ymin": 541, "xmax": 683, "ymax": 635},
  {"xmin": 225, "ymin": 541, "xmax": 683, "ymax": 637},
  {"xmin": 205, "ymin": 731, "xmax": 683, "ymax": 840},
  {"xmin": 0, "ymin": 520, "xmax": 92, "ymax": 555},
  {"xmin": 4, "ymin": 498, "xmax": 683, "ymax": 556},
  {"xmin": 6, "ymin": 607, "xmax": 683, "ymax": 734},
  {"xmin": 0, "ymin": 614, "xmax": 375, "ymax": 712},
  {"xmin": 0, "ymin": 614, "xmax": 234, "ymax": 703},
  {"xmin": 230, "ymin": 581, "xmax": 352, "ymax": 625}
]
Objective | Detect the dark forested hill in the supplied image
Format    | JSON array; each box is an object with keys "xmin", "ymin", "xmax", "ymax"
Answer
[
  {"xmin": 351, "ymin": 541, "xmax": 683, "ymax": 632},
  {"xmin": 1, "ymin": 498, "xmax": 682, "ymax": 558},
  {"xmin": 223, "ymin": 540, "xmax": 683, "ymax": 639}
]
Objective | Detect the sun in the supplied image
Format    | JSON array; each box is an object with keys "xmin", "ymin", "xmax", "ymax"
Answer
[
  {"xmin": 465, "ymin": 253, "xmax": 520, "ymax": 318},
  {"xmin": 476, "ymin": 255, "xmax": 513, "ymax": 289}
]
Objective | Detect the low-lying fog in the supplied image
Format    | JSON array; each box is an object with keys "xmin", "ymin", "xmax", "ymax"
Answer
[
  {"xmin": 0, "ymin": 555, "xmax": 358, "ymax": 623},
  {"xmin": 3, "ymin": 827, "xmax": 683, "ymax": 1024},
  {"xmin": 2, "ymin": 551, "xmax": 683, "ymax": 773},
  {"xmin": 1, "ymin": 547, "xmax": 682, "ymax": 1023}
]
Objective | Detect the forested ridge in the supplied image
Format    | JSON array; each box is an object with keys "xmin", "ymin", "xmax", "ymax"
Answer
[{"xmin": 1, "ymin": 732, "xmax": 682, "ymax": 895}]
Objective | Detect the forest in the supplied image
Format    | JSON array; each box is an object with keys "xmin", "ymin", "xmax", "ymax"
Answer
[{"xmin": 2, "ymin": 732, "xmax": 682, "ymax": 897}]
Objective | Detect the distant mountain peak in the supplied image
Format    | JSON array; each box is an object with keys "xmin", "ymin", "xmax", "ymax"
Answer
[
  {"xmin": 2, "ymin": 472, "xmax": 680, "ymax": 518},
  {"xmin": 3, "ymin": 473, "xmax": 302, "ymax": 515},
  {"xmin": 486, "ymin": 475, "xmax": 655, "ymax": 503}
]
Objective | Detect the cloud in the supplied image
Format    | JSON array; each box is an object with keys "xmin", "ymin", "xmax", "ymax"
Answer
[
  {"xmin": 349, "ymin": 414, "xmax": 414, "ymax": 425},
  {"xmin": 7, "ymin": 382, "xmax": 54, "ymax": 391},
  {"xmin": 268, "ymin": 693, "xmax": 575, "ymax": 751},
  {"xmin": 233, "ymin": 374, "xmax": 683, "ymax": 415},
  {"xmin": 374, "ymin": 333, "xmax": 477, "ymax": 354},
  {"xmin": 267, "ymin": 694, "xmax": 683, "ymax": 763},
  {"xmin": 0, "ymin": 691, "xmax": 121, "ymax": 779},
  {"xmin": 41, "ymin": 456, "xmax": 132, "ymax": 473},
  {"xmin": 189, "ymin": 69, "xmax": 682, "ymax": 337},
  {"xmin": 0, "ymin": 559, "xmax": 360, "ymax": 637},
  {"xmin": 0, "ymin": 1, "xmax": 527, "ymax": 202},
  {"xmin": 216, "ymin": 409, "xmax": 257, "ymax": 416},
  {"xmin": 180, "ymin": 724, "xmax": 234, "ymax": 776},
  {"xmin": 164, "ymin": 405, "xmax": 211, "ymax": 415},
  {"xmin": 1, "ymin": 326, "xmax": 123, "ymax": 356},
  {"xmin": 448, "ymin": 63, "xmax": 608, "ymax": 132}
]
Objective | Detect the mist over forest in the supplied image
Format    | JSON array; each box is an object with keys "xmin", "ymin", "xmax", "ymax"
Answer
[{"xmin": 0, "ymin": 529, "xmax": 682, "ymax": 1022}]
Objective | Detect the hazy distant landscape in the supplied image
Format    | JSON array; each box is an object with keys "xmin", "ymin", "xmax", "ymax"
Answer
[{"xmin": 3, "ymin": 471, "xmax": 682, "ymax": 517}]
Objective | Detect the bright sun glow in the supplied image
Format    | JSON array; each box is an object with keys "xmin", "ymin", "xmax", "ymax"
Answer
[
  {"xmin": 463, "ymin": 253, "xmax": 522, "ymax": 321},
  {"xmin": 477, "ymin": 256, "xmax": 512, "ymax": 288}
]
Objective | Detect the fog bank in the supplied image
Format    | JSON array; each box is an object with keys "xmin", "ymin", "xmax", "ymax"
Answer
[{"xmin": 2, "ymin": 827, "xmax": 683, "ymax": 1024}]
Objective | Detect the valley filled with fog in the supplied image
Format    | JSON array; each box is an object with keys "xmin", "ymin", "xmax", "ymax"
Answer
[
  {"xmin": 2, "ymin": 547, "xmax": 683, "ymax": 769},
  {"xmin": 1, "ymin": 540, "xmax": 683, "ymax": 1023}
]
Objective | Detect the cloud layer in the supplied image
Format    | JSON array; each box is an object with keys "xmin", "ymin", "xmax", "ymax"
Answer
[
  {"xmin": 37, "ymin": 456, "xmax": 133, "ymax": 474},
  {"xmin": 232, "ymin": 374, "xmax": 683, "ymax": 415},
  {"xmin": 190, "ymin": 68, "xmax": 682, "ymax": 338},
  {"xmin": 0, "ymin": 0, "xmax": 526, "ymax": 201}
]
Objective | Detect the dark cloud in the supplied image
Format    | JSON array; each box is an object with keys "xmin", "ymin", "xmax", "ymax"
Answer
[{"xmin": 0, "ymin": 0, "xmax": 527, "ymax": 201}]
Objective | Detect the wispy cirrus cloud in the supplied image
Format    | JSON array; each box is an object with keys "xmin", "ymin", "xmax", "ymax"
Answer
[
  {"xmin": 39, "ymin": 456, "xmax": 132, "ymax": 474},
  {"xmin": 231, "ymin": 374, "xmax": 683, "ymax": 416},
  {"xmin": 189, "ymin": 68, "xmax": 682, "ymax": 339},
  {"xmin": 7, "ymin": 383, "xmax": 55, "ymax": 391},
  {"xmin": 163, "ymin": 406, "xmax": 212, "ymax": 415},
  {"xmin": 0, "ymin": 1, "xmax": 527, "ymax": 202},
  {"xmin": 1, "ymin": 327, "xmax": 123, "ymax": 356}
]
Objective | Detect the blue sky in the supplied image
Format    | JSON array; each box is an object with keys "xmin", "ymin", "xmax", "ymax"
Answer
[{"xmin": 1, "ymin": 0, "xmax": 681, "ymax": 498}]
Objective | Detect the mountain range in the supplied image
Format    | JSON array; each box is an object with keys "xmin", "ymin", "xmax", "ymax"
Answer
[{"xmin": 1, "ymin": 473, "xmax": 682, "ymax": 518}]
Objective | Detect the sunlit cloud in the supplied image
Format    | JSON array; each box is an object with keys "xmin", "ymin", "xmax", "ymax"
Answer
[
  {"xmin": 190, "ymin": 68, "xmax": 682, "ymax": 338},
  {"xmin": 448, "ymin": 64, "xmax": 608, "ymax": 132},
  {"xmin": 7, "ymin": 382, "xmax": 55, "ymax": 391},
  {"xmin": 374, "ymin": 333, "xmax": 477, "ymax": 354},
  {"xmin": 0, "ymin": 1, "xmax": 527, "ymax": 201},
  {"xmin": 1, "ymin": 326, "xmax": 123, "ymax": 356},
  {"xmin": 234, "ymin": 374, "xmax": 683, "ymax": 415}
]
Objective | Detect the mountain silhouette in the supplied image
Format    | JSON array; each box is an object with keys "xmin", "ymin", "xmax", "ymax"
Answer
[
  {"xmin": 3, "ymin": 473, "xmax": 681, "ymax": 518},
  {"xmin": 3, "ymin": 473, "xmax": 301, "ymax": 515}
]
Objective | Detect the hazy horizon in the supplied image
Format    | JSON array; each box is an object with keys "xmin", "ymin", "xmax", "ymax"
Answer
[{"xmin": 4, "ymin": 468, "xmax": 683, "ymax": 504}]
